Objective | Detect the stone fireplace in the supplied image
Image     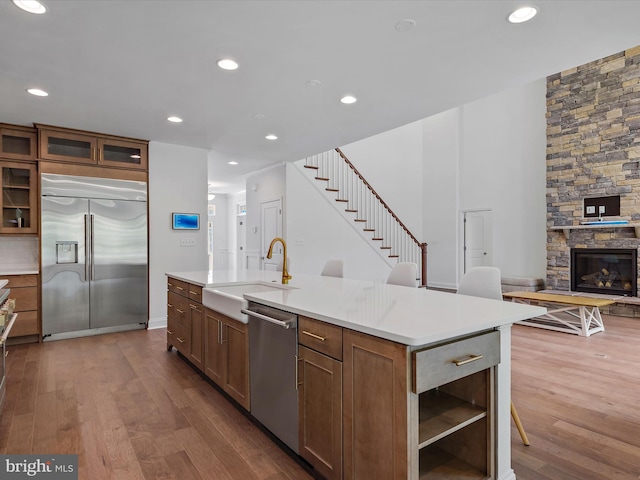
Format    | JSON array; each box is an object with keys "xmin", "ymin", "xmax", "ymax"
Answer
[
  {"xmin": 546, "ymin": 45, "xmax": 640, "ymax": 313},
  {"xmin": 571, "ymin": 248, "xmax": 637, "ymax": 296}
]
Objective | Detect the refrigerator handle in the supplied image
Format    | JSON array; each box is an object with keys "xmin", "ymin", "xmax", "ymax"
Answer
[
  {"xmin": 84, "ymin": 214, "xmax": 90, "ymax": 282},
  {"xmin": 90, "ymin": 214, "xmax": 95, "ymax": 281}
]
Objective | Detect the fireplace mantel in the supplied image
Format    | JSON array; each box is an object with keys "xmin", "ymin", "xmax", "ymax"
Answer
[{"xmin": 550, "ymin": 223, "xmax": 640, "ymax": 238}]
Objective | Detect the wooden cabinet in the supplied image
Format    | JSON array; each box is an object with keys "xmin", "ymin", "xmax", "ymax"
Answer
[
  {"xmin": 412, "ymin": 330, "xmax": 499, "ymax": 479},
  {"xmin": 343, "ymin": 329, "xmax": 409, "ymax": 480},
  {"xmin": 37, "ymin": 124, "xmax": 148, "ymax": 171},
  {"xmin": 0, "ymin": 161, "xmax": 37, "ymax": 234},
  {"xmin": 5, "ymin": 274, "xmax": 39, "ymax": 343},
  {"xmin": 298, "ymin": 315, "xmax": 343, "ymax": 480},
  {"xmin": 167, "ymin": 278, "xmax": 193, "ymax": 356},
  {"xmin": 0, "ymin": 124, "xmax": 37, "ymax": 161},
  {"xmin": 204, "ymin": 308, "xmax": 250, "ymax": 410},
  {"xmin": 188, "ymin": 285, "xmax": 204, "ymax": 370}
]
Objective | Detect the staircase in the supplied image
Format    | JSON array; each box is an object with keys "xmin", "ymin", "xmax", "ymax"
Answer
[{"xmin": 300, "ymin": 148, "xmax": 427, "ymax": 286}]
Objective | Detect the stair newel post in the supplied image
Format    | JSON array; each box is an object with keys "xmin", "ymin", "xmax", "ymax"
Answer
[{"xmin": 420, "ymin": 243, "xmax": 428, "ymax": 287}]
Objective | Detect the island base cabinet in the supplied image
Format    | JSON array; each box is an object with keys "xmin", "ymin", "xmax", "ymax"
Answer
[
  {"xmin": 343, "ymin": 329, "xmax": 409, "ymax": 480},
  {"xmin": 204, "ymin": 308, "xmax": 250, "ymax": 411},
  {"xmin": 298, "ymin": 345, "xmax": 342, "ymax": 480}
]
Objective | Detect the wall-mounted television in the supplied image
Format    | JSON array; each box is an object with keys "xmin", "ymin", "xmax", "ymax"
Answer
[{"xmin": 172, "ymin": 213, "xmax": 200, "ymax": 230}]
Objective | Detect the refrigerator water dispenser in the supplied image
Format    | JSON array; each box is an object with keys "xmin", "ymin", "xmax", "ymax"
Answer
[{"xmin": 56, "ymin": 241, "xmax": 78, "ymax": 264}]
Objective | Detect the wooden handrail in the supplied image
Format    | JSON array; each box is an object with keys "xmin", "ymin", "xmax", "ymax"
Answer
[{"xmin": 334, "ymin": 147, "xmax": 428, "ymax": 286}]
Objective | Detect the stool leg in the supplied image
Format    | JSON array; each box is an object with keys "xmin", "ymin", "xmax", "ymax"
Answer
[{"xmin": 511, "ymin": 401, "xmax": 530, "ymax": 446}]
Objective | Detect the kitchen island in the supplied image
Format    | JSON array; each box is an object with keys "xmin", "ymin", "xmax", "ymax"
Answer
[{"xmin": 165, "ymin": 270, "xmax": 545, "ymax": 480}]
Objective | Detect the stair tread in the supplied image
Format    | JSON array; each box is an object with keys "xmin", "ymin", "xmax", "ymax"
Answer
[
  {"xmin": 363, "ymin": 228, "xmax": 375, "ymax": 232},
  {"xmin": 380, "ymin": 246, "xmax": 392, "ymax": 249},
  {"xmin": 304, "ymin": 165, "xmax": 319, "ymax": 169},
  {"xmin": 345, "ymin": 209, "xmax": 358, "ymax": 212},
  {"xmin": 389, "ymin": 255, "xmax": 399, "ymax": 258},
  {"xmin": 315, "ymin": 177, "xmax": 330, "ymax": 181},
  {"xmin": 335, "ymin": 199, "xmax": 348, "ymax": 202},
  {"xmin": 372, "ymin": 238, "xmax": 383, "ymax": 241},
  {"xmin": 354, "ymin": 219, "xmax": 366, "ymax": 222},
  {"xmin": 326, "ymin": 188, "xmax": 339, "ymax": 192}
]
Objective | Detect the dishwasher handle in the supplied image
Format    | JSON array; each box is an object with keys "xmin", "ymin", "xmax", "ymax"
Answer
[{"xmin": 241, "ymin": 308, "xmax": 294, "ymax": 329}]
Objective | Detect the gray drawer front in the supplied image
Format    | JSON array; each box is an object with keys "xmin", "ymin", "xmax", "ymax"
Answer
[{"xmin": 412, "ymin": 330, "xmax": 500, "ymax": 394}]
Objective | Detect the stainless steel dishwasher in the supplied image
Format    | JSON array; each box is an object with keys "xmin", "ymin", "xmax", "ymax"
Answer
[{"xmin": 242, "ymin": 301, "xmax": 299, "ymax": 454}]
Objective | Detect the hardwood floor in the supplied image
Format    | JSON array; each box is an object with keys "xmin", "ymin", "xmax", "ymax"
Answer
[
  {"xmin": 1, "ymin": 316, "xmax": 638, "ymax": 479},
  {"xmin": 0, "ymin": 329, "xmax": 314, "ymax": 480},
  {"xmin": 511, "ymin": 314, "xmax": 640, "ymax": 480}
]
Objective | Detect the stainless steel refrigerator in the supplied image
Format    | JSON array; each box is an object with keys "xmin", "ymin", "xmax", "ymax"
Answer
[{"xmin": 41, "ymin": 173, "xmax": 148, "ymax": 339}]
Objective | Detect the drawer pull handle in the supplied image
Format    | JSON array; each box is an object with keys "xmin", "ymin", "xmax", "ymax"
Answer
[
  {"xmin": 168, "ymin": 282, "xmax": 173, "ymax": 287},
  {"xmin": 176, "ymin": 309, "xmax": 185, "ymax": 314},
  {"xmin": 189, "ymin": 290, "xmax": 199, "ymax": 296},
  {"xmin": 167, "ymin": 303, "xmax": 173, "ymax": 308},
  {"xmin": 190, "ymin": 304, "xmax": 199, "ymax": 310},
  {"xmin": 167, "ymin": 329, "xmax": 174, "ymax": 334},
  {"xmin": 453, "ymin": 354, "xmax": 483, "ymax": 366},
  {"xmin": 302, "ymin": 330, "xmax": 326, "ymax": 341},
  {"xmin": 176, "ymin": 286, "xmax": 184, "ymax": 291},
  {"xmin": 177, "ymin": 337, "xmax": 185, "ymax": 343}
]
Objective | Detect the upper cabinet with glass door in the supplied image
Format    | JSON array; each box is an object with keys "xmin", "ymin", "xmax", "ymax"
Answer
[
  {"xmin": 0, "ymin": 124, "xmax": 37, "ymax": 161},
  {"xmin": 36, "ymin": 124, "xmax": 148, "ymax": 171}
]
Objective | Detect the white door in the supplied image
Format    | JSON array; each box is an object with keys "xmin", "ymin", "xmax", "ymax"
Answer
[
  {"xmin": 464, "ymin": 210, "xmax": 493, "ymax": 272},
  {"xmin": 261, "ymin": 198, "xmax": 282, "ymax": 270}
]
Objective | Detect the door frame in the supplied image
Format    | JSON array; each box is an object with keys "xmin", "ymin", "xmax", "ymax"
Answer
[{"xmin": 459, "ymin": 208, "xmax": 494, "ymax": 282}]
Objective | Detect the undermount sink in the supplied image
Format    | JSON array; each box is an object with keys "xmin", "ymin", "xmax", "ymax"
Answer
[{"xmin": 202, "ymin": 282, "xmax": 294, "ymax": 323}]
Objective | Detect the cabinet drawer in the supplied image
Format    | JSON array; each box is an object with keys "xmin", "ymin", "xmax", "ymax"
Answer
[
  {"xmin": 412, "ymin": 330, "xmax": 500, "ymax": 394},
  {"xmin": 4, "ymin": 274, "xmax": 38, "ymax": 288},
  {"xmin": 8, "ymin": 311, "xmax": 38, "ymax": 337},
  {"xmin": 168, "ymin": 318, "xmax": 190, "ymax": 354},
  {"xmin": 187, "ymin": 284, "xmax": 202, "ymax": 304},
  {"xmin": 299, "ymin": 316, "xmax": 343, "ymax": 361},
  {"xmin": 167, "ymin": 278, "xmax": 188, "ymax": 296},
  {"xmin": 10, "ymin": 286, "xmax": 38, "ymax": 312},
  {"xmin": 167, "ymin": 291, "xmax": 189, "ymax": 327}
]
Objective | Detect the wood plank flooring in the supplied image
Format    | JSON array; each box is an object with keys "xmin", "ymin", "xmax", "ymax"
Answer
[
  {"xmin": 511, "ymin": 315, "xmax": 640, "ymax": 480},
  {"xmin": 1, "ymin": 316, "xmax": 639, "ymax": 479},
  {"xmin": 0, "ymin": 329, "xmax": 314, "ymax": 480}
]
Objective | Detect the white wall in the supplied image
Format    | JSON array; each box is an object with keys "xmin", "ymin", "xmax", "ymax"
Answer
[
  {"xmin": 148, "ymin": 141, "xmax": 209, "ymax": 328},
  {"xmin": 422, "ymin": 108, "xmax": 461, "ymax": 289},
  {"xmin": 460, "ymin": 80, "xmax": 547, "ymax": 280},
  {"xmin": 340, "ymin": 120, "xmax": 424, "ymax": 235},
  {"xmin": 422, "ymin": 79, "xmax": 547, "ymax": 287}
]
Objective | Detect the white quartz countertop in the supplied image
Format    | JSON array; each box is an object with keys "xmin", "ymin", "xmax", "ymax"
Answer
[{"xmin": 167, "ymin": 270, "xmax": 546, "ymax": 347}]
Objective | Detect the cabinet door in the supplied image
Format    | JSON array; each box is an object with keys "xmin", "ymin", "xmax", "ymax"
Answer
[
  {"xmin": 0, "ymin": 161, "xmax": 38, "ymax": 234},
  {"xmin": 188, "ymin": 302, "xmax": 204, "ymax": 371},
  {"xmin": 204, "ymin": 309, "xmax": 224, "ymax": 384},
  {"xmin": 98, "ymin": 137, "xmax": 148, "ymax": 171},
  {"xmin": 298, "ymin": 346, "xmax": 342, "ymax": 480},
  {"xmin": 343, "ymin": 329, "xmax": 409, "ymax": 480},
  {"xmin": 39, "ymin": 129, "xmax": 97, "ymax": 164},
  {"xmin": 0, "ymin": 126, "xmax": 37, "ymax": 160},
  {"xmin": 222, "ymin": 318, "xmax": 250, "ymax": 410}
]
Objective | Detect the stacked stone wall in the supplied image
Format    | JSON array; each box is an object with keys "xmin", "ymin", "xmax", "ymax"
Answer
[{"xmin": 547, "ymin": 45, "xmax": 640, "ymax": 314}]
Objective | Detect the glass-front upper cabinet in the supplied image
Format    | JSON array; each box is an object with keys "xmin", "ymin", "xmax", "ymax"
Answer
[
  {"xmin": 98, "ymin": 137, "xmax": 148, "ymax": 170},
  {"xmin": 38, "ymin": 127, "xmax": 97, "ymax": 165},
  {"xmin": 36, "ymin": 125, "xmax": 148, "ymax": 171},
  {"xmin": 0, "ymin": 125, "xmax": 37, "ymax": 161},
  {"xmin": 0, "ymin": 161, "xmax": 37, "ymax": 234}
]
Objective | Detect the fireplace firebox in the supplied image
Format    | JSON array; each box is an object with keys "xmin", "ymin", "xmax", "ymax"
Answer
[{"xmin": 571, "ymin": 248, "xmax": 637, "ymax": 296}]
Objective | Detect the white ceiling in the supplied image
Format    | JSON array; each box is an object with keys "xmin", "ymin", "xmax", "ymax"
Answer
[{"xmin": 2, "ymin": 1, "xmax": 640, "ymax": 194}]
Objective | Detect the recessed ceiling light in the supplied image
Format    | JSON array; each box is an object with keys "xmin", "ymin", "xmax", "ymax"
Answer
[
  {"xmin": 13, "ymin": 0, "xmax": 47, "ymax": 14},
  {"xmin": 26, "ymin": 88, "xmax": 48, "ymax": 97},
  {"xmin": 217, "ymin": 58, "xmax": 239, "ymax": 71},
  {"xmin": 167, "ymin": 116, "xmax": 183, "ymax": 123},
  {"xmin": 265, "ymin": 134, "xmax": 278, "ymax": 140},
  {"xmin": 253, "ymin": 113, "xmax": 266, "ymax": 120},
  {"xmin": 340, "ymin": 95, "xmax": 357, "ymax": 104},
  {"xmin": 305, "ymin": 79, "xmax": 322, "ymax": 87},
  {"xmin": 508, "ymin": 6, "xmax": 538, "ymax": 23},
  {"xmin": 228, "ymin": 161, "xmax": 238, "ymax": 165}
]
